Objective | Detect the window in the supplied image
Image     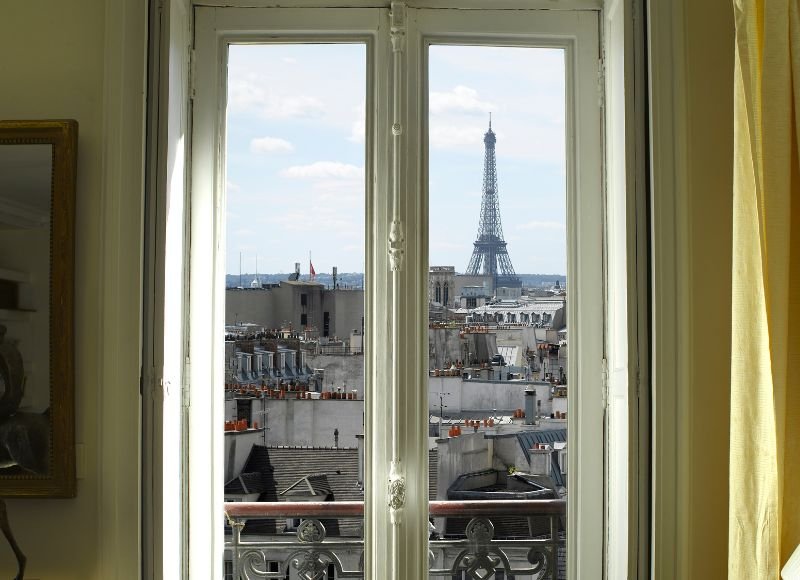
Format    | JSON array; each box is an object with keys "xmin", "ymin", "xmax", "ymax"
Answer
[
  {"xmin": 145, "ymin": 1, "xmax": 645, "ymax": 578},
  {"xmin": 190, "ymin": 5, "xmax": 601, "ymax": 577},
  {"xmin": 235, "ymin": 399, "xmax": 251, "ymax": 422}
]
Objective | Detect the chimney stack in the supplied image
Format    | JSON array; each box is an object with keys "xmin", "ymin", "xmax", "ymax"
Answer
[
  {"xmin": 528, "ymin": 446, "xmax": 552, "ymax": 477},
  {"xmin": 524, "ymin": 387, "xmax": 536, "ymax": 425}
]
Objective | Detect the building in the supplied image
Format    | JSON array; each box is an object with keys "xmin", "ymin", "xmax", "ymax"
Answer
[{"xmin": 226, "ymin": 279, "xmax": 363, "ymax": 341}]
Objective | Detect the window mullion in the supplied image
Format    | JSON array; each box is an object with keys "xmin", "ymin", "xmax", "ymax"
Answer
[{"xmin": 369, "ymin": 3, "xmax": 431, "ymax": 579}]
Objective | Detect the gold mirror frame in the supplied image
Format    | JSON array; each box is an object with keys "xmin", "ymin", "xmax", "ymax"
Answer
[{"xmin": 0, "ymin": 120, "xmax": 76, "ymax": 497}]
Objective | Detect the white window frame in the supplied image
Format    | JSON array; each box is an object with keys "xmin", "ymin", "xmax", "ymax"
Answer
[
  {"xmin": 140, "ymin": 1, "xmax": 654, "ymax": 579},
  {"xmin": 408, "ymin": 9, "xmax": 604, "ymax": 577}
]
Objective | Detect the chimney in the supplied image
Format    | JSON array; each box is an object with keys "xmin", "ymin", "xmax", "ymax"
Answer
[
  {"xmin": 294, "ymin": 262, "xmax": 301, "ymax": 276},
  {"xmin": 528, "ymin": 446, "xmax": 552, "ymax": 477},
  {"xmin": 524, "ymin": 387, "xmax": 536, "ymax": 425},
  {"xmin": 332, "ymin": 266, "xmax": 338, "ymax": 288},
  {"xmin": 334, "ymin": 428, "xmax": 339, "ymax": 449}
]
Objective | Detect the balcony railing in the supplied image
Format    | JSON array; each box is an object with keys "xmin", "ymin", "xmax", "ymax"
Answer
[{"xmin": 225, "ymin": 500, "xmax": 566, "ymax": 579}]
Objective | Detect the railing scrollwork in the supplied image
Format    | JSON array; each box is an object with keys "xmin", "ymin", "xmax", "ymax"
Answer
[{"xmin": 225, "ymin": 501, "xmax": 565, "ymax": 579}]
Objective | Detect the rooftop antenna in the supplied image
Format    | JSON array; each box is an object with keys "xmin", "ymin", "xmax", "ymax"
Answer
[
  {"xmin": 239, "ymin": 251, "xmax": 242, "ymax": 288},
  {"xmin": 436, "ymin": 391, "xmax": 451, "ymax": 438},
  {"xmin": 489, "ymin": 111, "xmax": 492, "ymax": 130}
]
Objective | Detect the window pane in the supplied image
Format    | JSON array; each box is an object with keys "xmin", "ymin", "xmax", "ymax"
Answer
[
  {"xmin": 223, "ymin": 43, "xmax": 366, "ymax": 577},
  {"xmin": 428, "ymin": 45, "xmax": 567, "ymax": 579}
]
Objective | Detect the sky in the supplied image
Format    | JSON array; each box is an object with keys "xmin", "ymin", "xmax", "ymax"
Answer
[{"xmin": 225, "ymin": 43, "xmax": 566, "ymax": 276}]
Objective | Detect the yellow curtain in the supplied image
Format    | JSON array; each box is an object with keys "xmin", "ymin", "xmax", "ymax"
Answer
[{"xmin": 730, "ymin": 0, "xmax": 800, "ymax": 577}]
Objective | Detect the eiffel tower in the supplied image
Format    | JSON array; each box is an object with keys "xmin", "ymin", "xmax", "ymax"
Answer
[{"xmin": 465, "ymin": 117, "xmax": 521, "ymax": 289}]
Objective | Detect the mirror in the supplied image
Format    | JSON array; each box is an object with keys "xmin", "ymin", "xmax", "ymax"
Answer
[{"xmin": 0, "ymin": 120, "xmax": 76, "ymax": 497}]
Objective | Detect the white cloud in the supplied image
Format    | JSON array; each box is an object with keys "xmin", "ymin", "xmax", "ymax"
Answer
[
  {"xmin": 266, "ymin": 95, "xmax": 325, "ymax": 119},
  {"xmin": 429, "ymin": 125, "xmax": 485, "ymax": 150},
  {"xmin": 228, "ymin": 75, "xmax": 325, "ymax": 119},
  {"xmin": 517, "ymin": 221, "xmax": 566, "ymax": 231},
  {"xmin": 226, "ymin": 180, "xmax": 241, "ymax": 192},
  {"xmin": 430, "ymin": 85, "xmax": 495, "ymax": 115},
  {"xmin": 280, "ymin": 161, "xmax": 364, "ymax": 180},
  {"xmin": 250, "ymin": 136, "xmax": 295, "ymax": 154}
]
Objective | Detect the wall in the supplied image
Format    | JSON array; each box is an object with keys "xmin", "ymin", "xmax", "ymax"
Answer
[
  {"xmin": 223, "ymin": 429, "xmax": 265, "ymax": 481},
  {"xmin": 264, "ymin": 399, "xmax": 363, "ymax": 447},
  {"xmin": 428, "ymin": 376, "xmax": 554, "ymax": 416},
  {"xmin": 435, "ymin": 432, "xmax": 492, "ymax": 502},
  {"xmin": 681, "ymin": 0, "xmax": 734, "ymax": 576},
  {"xmin": 226, "ymin": 284, "xmax": 364, "ymax": 339},
  {"xmin": 306, "ymin": 354, "xmax": 364, "ymax": 395},
  {"xmin": 323, "ymin": 288, "xmax": 363, "ymax": 340},
  {"xmin": 0, "ymin": 1, "xmax": 107, "ymax": 577}
]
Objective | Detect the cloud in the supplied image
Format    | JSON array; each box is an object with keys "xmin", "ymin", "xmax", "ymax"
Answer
[
  {"xmin": 228, "ymin": 75, "xmax": 325, "ymax": 119},
  {"xmin": 429, "ymin": 125, "xmax": 485, "ymax": 149},
  {"xmin": 226, "ymin": 180, "xmax": 241, "ymax": 192},
  {"xmin": 517, "ymin": 221, "xmax": 566, "ymax": 231},
  {"xmin": 250, "ymin": 136, "xmax": 295, "ymax": 154},
  {"xmin": 280, "ymin": 161, "xmax": 364, "ymax": 180},
  {"xmin": 261, "ymin": 209, "xmax": 362, "ymax": 239},
  {"xmin": 430, "ymin": 85, "xmax": 495, "ymax": 115}
]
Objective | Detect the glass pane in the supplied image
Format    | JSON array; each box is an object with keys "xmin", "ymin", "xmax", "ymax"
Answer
[
  {"xmin": 223, "ymin": 43, "xmax": 366, "ymax": 578},
  {"xmin": 428, "ymin": 45, "xmax": 567, "ymax": 579}
]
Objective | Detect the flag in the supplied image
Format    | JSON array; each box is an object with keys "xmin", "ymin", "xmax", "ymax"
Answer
[{"xmin": 310, "ymin": 261, "xmax": 316, "ymax": 279}]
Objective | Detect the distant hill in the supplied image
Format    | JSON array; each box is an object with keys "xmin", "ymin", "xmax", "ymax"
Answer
[
  {"xmin": 226, "ymin": 272, "xmax": 364, "ymax": 289},
  {"xmin": 226, "ymin": 272, "xmax": 565, "ymax": 289},
  {"xmin": 516, "ymin": 274, "xmax": 567, "ymax": 288}
]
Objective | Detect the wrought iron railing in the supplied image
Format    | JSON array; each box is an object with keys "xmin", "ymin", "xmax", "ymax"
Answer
[{"xmin": 225, "ymin": 500, "xmax": 566, "ymax": 579}]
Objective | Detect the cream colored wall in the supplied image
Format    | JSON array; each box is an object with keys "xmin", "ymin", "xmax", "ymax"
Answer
[
  {"xmin": 0, "ymin": 1, "xmax": 106, "ymax": 577},
  {"xmin": 682, "ymin": 0, "xmax": 734, "ymax": 577}
]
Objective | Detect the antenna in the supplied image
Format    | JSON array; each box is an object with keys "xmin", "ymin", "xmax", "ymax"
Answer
[
  {"xmin": 239, "ymin": 252, "xmax": 242, "ymax": 288},
  {"xmin": 489, "ymin": 111, "xmax": 492, "ymax": 130},
  {"xmin": 436, "ymin": 391, "xmax": 451, "ymax": 438}
]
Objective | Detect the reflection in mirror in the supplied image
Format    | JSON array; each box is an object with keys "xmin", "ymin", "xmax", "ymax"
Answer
[
  {"xmin": 0, "ymin": 119, "xmax": 76, "ymax": 499},
  {"xmin": 0, "ymin": 144, "xmax": 52, "ymax": 476}
]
